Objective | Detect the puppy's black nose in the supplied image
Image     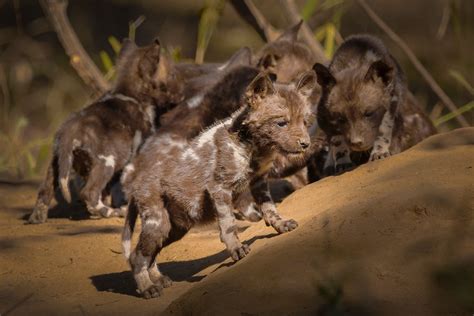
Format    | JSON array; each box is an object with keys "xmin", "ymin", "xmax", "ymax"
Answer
[{"xmin": 299, "ymin": 140, "xmax": 309, "ymax": 149}]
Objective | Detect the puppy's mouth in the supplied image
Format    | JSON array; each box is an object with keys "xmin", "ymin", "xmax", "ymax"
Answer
[{"xmin": 279, "ymin": 148, "xmax": 306, "ymax": 156}]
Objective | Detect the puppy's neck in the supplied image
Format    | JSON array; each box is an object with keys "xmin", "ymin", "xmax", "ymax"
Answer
[{"xmin": 228, "ymin": 105, "xmax": 276, "ymax": 175}]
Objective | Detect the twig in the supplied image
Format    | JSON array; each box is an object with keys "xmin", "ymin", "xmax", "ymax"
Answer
[
  {"xmin": 40, "ymin": 0, "xmax": 110, "ymax": 96},
  {"xmin": 229, "ymin": 0, "xmax": 280, "ymax": 42},
  {"xmin": 279, "ymin": 0, "xmax": 327, "ymax": 63},
  {"xmin": 356, "ymin": 0, "xmax": 469, "ymax": 128}
]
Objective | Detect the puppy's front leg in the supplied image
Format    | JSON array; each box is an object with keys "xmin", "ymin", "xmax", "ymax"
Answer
[
  {"xmin": 209, "ymin": 186, "xmax": 250, "ymax": 261},
  {"xmin": 251, "ymin": 177, "xmax": 298, "ymax": 234},
  {"xmin": 370, "ymin": 100, "xmax": 396, "ymax": 161}
]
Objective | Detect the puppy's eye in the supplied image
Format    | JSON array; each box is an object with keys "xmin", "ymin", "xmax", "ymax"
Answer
[
  {"xmin": 276, "ymin": 120, "xmax": 288, "ymax": 127},
  {"xmin": 337, "ymin": 117, "xmax": 346, "ymax": 124},
  {"xmin": 364, "ymin": 110, "xmax": 375, "ymax": 117},
  {"xmin": 159, "ymin": 83, "xmax": 168, "ymax": 92}
]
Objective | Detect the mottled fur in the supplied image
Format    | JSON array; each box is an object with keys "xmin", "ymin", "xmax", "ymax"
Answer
[
  {"xmin": 27, "ymin": 38, "xmax": 184, "ymax": 224},
  {"xmin": 121, "ymin": 72, "xmax": 315, "ymax": 298},
  {"xmin": 314, "ymin": 34, "xmax": 435, "ymax": 174}
]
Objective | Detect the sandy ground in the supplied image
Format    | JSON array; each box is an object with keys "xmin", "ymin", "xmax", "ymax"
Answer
[{"xmin": 0, "ymin": 128, "xmax": 473, "ymax": 315}]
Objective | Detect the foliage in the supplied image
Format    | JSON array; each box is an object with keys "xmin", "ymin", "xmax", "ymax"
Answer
[
  {"xmin": 309, "ymin": 0, "xmax": 345, "ymax": 59},
  {"xmin": 0, "ymin": 117, "xmax": 51, "ymax": 179},
  {"xmin": 435, "ymin": 101, "xmax": 473, "ymax": 127},
  {"xmin": 195, "ymin": 0, "xmax": 226, "ymax": 64}
]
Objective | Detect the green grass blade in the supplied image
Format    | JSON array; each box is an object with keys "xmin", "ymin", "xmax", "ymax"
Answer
[
  {"xmin": 301, "ymin": 0, "xmax": 319, "ymax": 21},
  {"xmin": 449, "ymin": 70, "xmax": 474, "ymax": 95},
  {"xmin": 434, "ymin": 101, "xmax": 474, "ymax": 126},
  {"xmin": 324, "ymin": 23, "xmax": 336, "ymax": 59},
  {"xmin": 100, "ymin": 51, "xmax": 114, "ymax": 73},
  {"xmin": 108, "ymin": 36, "xmax": 122, "ymax": 55},
  {"xmin": 128, "ymin": 15, "xmax": 146, "ymax": 41},
  {"xmin": 195, "ymin": 0, "xmax": 226, "ymax": 64}
]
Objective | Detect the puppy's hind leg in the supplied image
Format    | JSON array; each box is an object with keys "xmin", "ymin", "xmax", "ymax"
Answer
[
  {"xmin": 28, "ymin": 156, "xmax": 58, "ymax": 224},
  {"xmin": 80, "ymin": 156, "xmax": 116, "ymax": 218},
  {"xmin": 130, "ymin": 197, "xmax": 172, "ymax": 299}
]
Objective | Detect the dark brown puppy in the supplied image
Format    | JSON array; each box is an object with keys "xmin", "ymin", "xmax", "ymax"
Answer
[
  {"xmin": 313, "ymin": 34, "xmax": 435, "ymax": 174},
  {"xmin": 121, "ymin": 71, "xmax": 316, "ymax": 299},
  {"xmin": 27, "ymin": 38, "xmax": 184, "ymax": 224}
]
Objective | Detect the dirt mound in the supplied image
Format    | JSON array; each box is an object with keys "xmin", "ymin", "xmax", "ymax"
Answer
[
  {"xmin": 165, "ymin": 127, "xmax": 474, "ymax": 316},
  {"xmin": 0, "ymin": 128, "xmax": 472, "ymax": 315}
]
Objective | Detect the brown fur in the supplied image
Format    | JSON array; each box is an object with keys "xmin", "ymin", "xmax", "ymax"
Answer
[
  {"xmin": 314, "ymin": 34, "xmax": 435, "ymax": 175},
  {"xmin": 27, "ymin": 38, "xmax": 184, "ymax": 224},
  {"xmin": 121, "ymin": 72, "xmax": 316, "ymax": 299}
]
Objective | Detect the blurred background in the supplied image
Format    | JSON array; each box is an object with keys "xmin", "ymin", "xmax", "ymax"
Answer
[{"xmin": 0, "ymin": 0, "xmax": 472, "ymax": 180}]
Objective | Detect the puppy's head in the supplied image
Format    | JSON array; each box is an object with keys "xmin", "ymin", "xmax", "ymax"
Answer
[{"xmin": 115, "ymin": 38, "xmax": 184, "ymax": 107}]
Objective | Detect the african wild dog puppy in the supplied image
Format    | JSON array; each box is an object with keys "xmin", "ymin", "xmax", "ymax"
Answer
[
  {"xmin": 27, "ymin": 38, "xmax": 184, "ymax": 224},
  {"xmin": 313, "ymin": 34, "xmax": 435, "ymax": 174},
  {"xmin": 121, "ymin": 71, "xmax": 317, "ymax": 298}
]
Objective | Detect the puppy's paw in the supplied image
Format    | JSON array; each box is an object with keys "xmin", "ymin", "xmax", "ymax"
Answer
[
  {"xmin": 273, "ymin": 219, "xmax": 298, "ymax": 234},
  {"xmin": 156, "ymin": 275, "xmax": 173, "ymax": 288},
  {"xmin": 229, "ymin": 244, "xmax": 250, "ymax": 261},
  {"xmin": 369, "ymin": 150, "xmax": 390, "ymax": 161},
  {"xmin": 141, "ymin": 284, "xmax": 163, "ymax": 299},
  {"xmin": 27, "ymin": 210, "xmax": 47, "ymax": 224}
]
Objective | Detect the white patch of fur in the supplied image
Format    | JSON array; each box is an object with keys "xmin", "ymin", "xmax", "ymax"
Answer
[
  {"xmin": 72, "ymin": 138, "xmax": 81, "ymax": 148},
  {"xmin": 98, "ymin": 154, "xmax": 116, "ymax": 168},
  {"xmin": 196, "ymin": 124, "xmax": 219, "ymax": 148},
  {"xmin": 132, "ymin": 131, "xmax": 142, "ymax": 154},
  {"xmin": 113, "ymin": 93, "xmax": 140, "ymax": 104},
  {"xmin": 121, "ymin": 163, "xmax": 135, "ymax": 184},
  {"xmin": 144, "ymin": 218, "xmax": 162, "ymax": 227},
  {"xmin": 243, "ymin": 203, "xmax": 258, "ymax": 217},
  {"xmin": 60, "ymin": 177, "xmax": 69, "ymax": 193},
  {"xmin": 96, "ymin": 198, "xmax": 106, "ymax": 209},
  {"xmin": 188, "ymin": 199, "xmax": 201, "ymax": 219},
  {"xmin": 365, "ymin": 50, "xmax": 378, "ymax": 63},
  {"xmin": 122, "ymin": 239, "xmax": 131, "ymax": 259},
  {"xmin": 186, "ymin": 94, "xmax": 204, "ymax": 109},
  {"xmin": 182, "ymin": 148, "xmax": 199, "ymax": 161},
  {"xmin": 217, "ymin": 61, "xmax": 229, "ymax": 71},
  {"xmin": 145, "ymin": 105, "xmax": 156, "ymax": 131}
]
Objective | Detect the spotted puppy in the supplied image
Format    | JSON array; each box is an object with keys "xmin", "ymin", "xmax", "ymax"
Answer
[
  {"xmin": 121, "ymin": 71, "xmax": 315, "ymax": 298},
  {"xmin": 27, "ymin": 38, "xmax": 184, "ymax": 224},
  {"xmin": 313, "ymin": 34, "xmax": 435, "ymax": 174}
]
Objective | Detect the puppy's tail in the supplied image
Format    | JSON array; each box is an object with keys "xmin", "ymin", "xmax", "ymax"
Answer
[
  {"xmin": 57, "ymin": 135, "xmax": 78, "ymax": 204},
  {"xmin": 122, "ymin": 198, "xmax": 139, "ymax": 260}
]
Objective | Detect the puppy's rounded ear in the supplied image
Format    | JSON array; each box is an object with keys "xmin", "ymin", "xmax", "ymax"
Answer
[
  {"xmin": 268, "ymin": 72, "xmax": 277, "ymax": 82},
  {"xmin": 245, "ymin": 73, "xmax": 275, "ymax": 104},
  {"xmin": 296, "ymin": 70, "xmax": 317, "ymax": 97},
  {"xmin": 224, "ymin": 47, "xmax": 252, "ymax": 69},
  {"xmin": 365, "ymin": 60, "xmax": 393, "ymax": 86},
  {"xmin": 313, "ymin": 63, "xmax": 336, "ymax": 89},
  {"xmin": 276, "ymin": 20, "xmax": 303, "ymax": 42}
]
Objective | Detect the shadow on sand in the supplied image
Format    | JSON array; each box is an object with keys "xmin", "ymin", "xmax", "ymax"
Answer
[{"xmin": 90, "ymin": 232, "xmax": 279, "ymax": 297}]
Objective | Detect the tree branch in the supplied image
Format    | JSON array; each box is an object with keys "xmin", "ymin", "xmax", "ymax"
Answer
[
  {"xmin": 279, "ymin": 0, "xmax": 327, "ymax": 63},
  {"xmin": 356, "ymin": 0, "xmax": 469, "ymax": 127},
  {"xmin": 229, "ymin": 0, "xmax": 280, "ymax": 42},
  {"xmin": 40, "ymin": 0, "xmax": 110, "ymax": 97}
]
